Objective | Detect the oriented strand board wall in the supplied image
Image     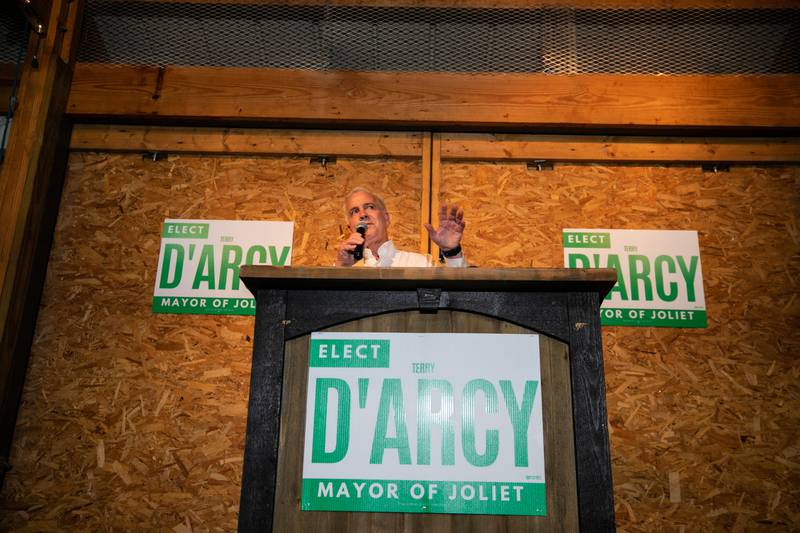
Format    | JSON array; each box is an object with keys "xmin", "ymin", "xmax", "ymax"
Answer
[
  {"xmin": 0, "ymin": 153, "xmax": 422, "ymax": 531},
  {"xmin": 1, "ymin": 153, "xmax": 799, "ymax": 532},
  {"xmin": 440, "ymin": 162, "xmax": 800, "ymax": 531}
]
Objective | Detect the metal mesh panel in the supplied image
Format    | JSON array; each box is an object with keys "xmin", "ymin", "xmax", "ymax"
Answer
[
  {"xmin": 0, "ymin": 6, "xmax": 28, "ymax": 64},
  {"xmin": 77, "ymin": 2, "xmax": 800, "ymax": 75}
]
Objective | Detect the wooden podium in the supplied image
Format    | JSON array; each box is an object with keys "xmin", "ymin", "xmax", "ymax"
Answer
[{"xmin": 239, "ymin": 267, "xmax": 617, "ymax": 533}]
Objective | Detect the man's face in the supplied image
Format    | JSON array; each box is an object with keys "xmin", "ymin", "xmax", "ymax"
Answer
[{"xmin": 346, "ymin": 191, "xmax": 390, "ymax": 248}]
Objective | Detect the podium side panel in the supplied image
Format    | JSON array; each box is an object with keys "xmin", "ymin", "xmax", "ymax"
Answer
[
  {"xmin": 239, "ymin": 290, "xmax": 288, "ymax": 533},
  {"xmin": 567, "ymin": 292, "xmax": 615, "ymax": 532}
]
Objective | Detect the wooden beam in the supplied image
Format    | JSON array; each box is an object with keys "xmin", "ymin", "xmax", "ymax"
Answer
[
  {"xmin": 430, "ymin": 133, "xmax": 443, "ymax": 261},
  {"xmin": 440, "ymin": 134, "xmax": 800, "ymax": 162},
  {"xmin": 92, "ymin": 0, "xmax": 800, "ymax": 8},
  {"xmin": 69, "ymin": 125, "xmax": 800, "ymax": 163},
  {"xmin": 67, "ymin": 65, "xmax": 800, "ymax": 131},
  {"xmin": 420, "ymin": 133, "xmax": 433, "ymax": 255},
  {"xmin": 69, "ymin": 124, "xmax": 424, "ymax": 157},
  {"xmin": 0, "ymin": 0, "xmax": 85, "ymax": 486}
]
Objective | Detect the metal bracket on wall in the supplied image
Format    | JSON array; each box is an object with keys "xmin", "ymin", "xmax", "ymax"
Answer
[
  {"xmin": 528, "ymin": 160, "xmax": 554, "ymax": 171},
  {"xmin": 142, "ymin": 151, "xmax": 168, "ymax": 162},
  {"xmin": 702, "ymin": 163, "xmax": 730, "ymax": 173},
  {"xmin": 310, "ymin": 156, "xmax": 336, "ymax": 169}
]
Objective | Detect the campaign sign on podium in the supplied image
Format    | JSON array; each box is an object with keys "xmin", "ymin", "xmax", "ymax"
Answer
[{"xmin": 301, "ymin": 332, "xmax": 546, "ymax": 516}]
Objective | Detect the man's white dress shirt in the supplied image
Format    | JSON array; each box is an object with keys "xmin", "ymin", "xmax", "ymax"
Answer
[{"xmin": 361, "ymin": 240, "xmax": 467, "ymax": 268}]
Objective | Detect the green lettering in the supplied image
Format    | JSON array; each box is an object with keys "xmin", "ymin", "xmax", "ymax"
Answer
[
  {"xmin": 245, "ymin": 245, "xmax": 267, "ymax": 264},
  {"xmin": 370, "ymin": 379, "xmax": 411, "ymax": 465},
  {"xmin": 500, "ymin": 380, "xmax": 538, "ymax": 467},
  {"xmin": 628, "ymin": 255, "xmax": 653, "ymax": 301},
  {"xmin": 605, "ymin": 254, "xmax": 628, "ymax": 301},
  {"xmin": 159, "ymin": 243, "xmax": 184, "ymax": 289},
  {"xmin": 417, "ymin": 379, "xmax": 455, "ymax": 466},
  {"xmin": 269, "ymin": 245, "xmax": 291, "ymax": 266},
  {"xmin": 655, "ymin": 255, "xmax": 678, "ymax": 302},
  {"xmin": 219, "ymin": 245, "xmax": 242, "ymax": 290},
  {"xmin": 462, "ymin": 379, "xmax": 499, "ymax": 467},
  {"xmin": 192, "ymin": 245, "xmax": 216, "ymax": 289},
  {"xmin": 311, "ymin": 378, "xmax": 351, "ymax": 463},
  {"xmin": 568, "ymin": 253, "xmax": 590, "ymax": 268},
  {"xmin": 677, "ymin": 256, "xmax": 699, "ymax": 302}
]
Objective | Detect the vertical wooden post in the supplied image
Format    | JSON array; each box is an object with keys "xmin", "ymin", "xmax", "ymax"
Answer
[
  {"xmin": 238, "ymin": 290, "xmax": 288, "ymax": 533},
  {"xmin": 567, "ymin": 292, "xmax": 616, "ymax": 531},
  {"xmin": 0, "ymin": 0, "xmax": 85, "ymax": 488},
  {"xmin": 429, "ymin": 133, "xmax": 442, "ymax": 260},
  {"xmin": 420, "ymin": 132, "xmax": 433, "ymax": 255}
]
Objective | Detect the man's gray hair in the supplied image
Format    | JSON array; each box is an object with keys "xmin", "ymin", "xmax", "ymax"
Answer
[{"xmin": 343, "ymin": 187, "xmax": 388, "ymax": 219}]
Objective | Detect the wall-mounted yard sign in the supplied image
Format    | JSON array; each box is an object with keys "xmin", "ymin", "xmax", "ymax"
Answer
[
  {"xmin": 301, "ymin": 332, "xmax": 546, "ymax": 516},
  {"xmin": 152, "ymin": 219, "xmax": 293, "ymax": 315},
  {"xmin": 563, "ymin": 229, "xmax": 706, "ymax": 327}
]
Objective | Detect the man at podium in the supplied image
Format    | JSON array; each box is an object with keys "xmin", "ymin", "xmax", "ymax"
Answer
[{"xmin": 335, "ymin": 187, "xmax": 467, "ymax": 267}]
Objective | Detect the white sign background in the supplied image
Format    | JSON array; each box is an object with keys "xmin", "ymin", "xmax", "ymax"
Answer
[
  {"xmin": 152, "ymin": 219, "xmax": 293, "ymax": 315},
  {"xmin": 302, "ymin": 332, "xmax": 546, "ymax": 515},
  {"xmin": 563, "ymin": 228, "xmax": 707, "ymax": 327}
]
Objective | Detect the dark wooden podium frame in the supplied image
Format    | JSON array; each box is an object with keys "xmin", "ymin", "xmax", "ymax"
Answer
[{"xmin": 239, "ymin": 267, "xmax": 617, "ymax": 533}]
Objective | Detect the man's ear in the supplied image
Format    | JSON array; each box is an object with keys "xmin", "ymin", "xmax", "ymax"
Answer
[{"xmin": 384, "ymin": 210, "xmax": 391, "ymax": 227}]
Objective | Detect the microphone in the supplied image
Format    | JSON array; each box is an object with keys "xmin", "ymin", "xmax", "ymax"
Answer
[{"xmin": 353, "ymin": 220, "xmax": 368, "ymax": 261}]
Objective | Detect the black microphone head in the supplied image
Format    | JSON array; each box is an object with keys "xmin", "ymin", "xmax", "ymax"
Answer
[{"xmin": 356, "ymin": 220, "xmax": 368, "ymax": 235}]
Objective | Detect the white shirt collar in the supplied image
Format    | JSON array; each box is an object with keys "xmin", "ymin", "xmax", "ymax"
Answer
[{"xmin": 364, "ymin": 240, "xmax": 396, "ymax": 267}]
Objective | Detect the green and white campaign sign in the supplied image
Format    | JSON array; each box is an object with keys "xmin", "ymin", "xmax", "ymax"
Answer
[
  {"xmin": 302, "ymin": 332, "xmax": 546, "ymax": 516},
  {"xmin": 152, "ymin": 219, "xmax": 293, "ymax": 315},
  {"xmin": 563, "ymin": 229, "xmax": 706, "ymax": 328}
]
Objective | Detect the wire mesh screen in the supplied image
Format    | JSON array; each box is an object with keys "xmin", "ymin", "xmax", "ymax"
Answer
[
  {"xmin": 78, "ymin": 2, "xmax": 800, "ymax": 75},
  {"xmin": 0, "ymin": 6, "xmax": 28, "ymax": 64}
]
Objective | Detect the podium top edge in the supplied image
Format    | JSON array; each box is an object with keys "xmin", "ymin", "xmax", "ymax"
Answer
[{"xmin": 241, "ymin": 266, "xmax": 617, "ymax": 296}]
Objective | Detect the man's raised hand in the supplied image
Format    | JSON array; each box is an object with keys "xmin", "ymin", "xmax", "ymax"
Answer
[{"xmin": 423, "ymin": 204, "xmax": 465, "ymax": 253}]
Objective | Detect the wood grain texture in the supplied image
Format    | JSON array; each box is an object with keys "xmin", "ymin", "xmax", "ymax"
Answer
[
  {"xmin": 2, "ymin": 144, "xmax": 798, "ymax": 531},
  {"xmin": 273, "ymin": 311, "xmax": 579, "ymax": 533},
  {"xmin": 67, "ymin": 64, "xmax": 800, "ymax": 129},
  {"xmin": 69, "ymin": 125, "xmax": 424, "ymax": 158},
  {"xmin": 241, "ymin": 269, "xmax": 612, "ymax": 530},
  {"xmin": 440, "ymin": 161, "xmax": 800, "ymax": 530},
  {"xmin": 0, "ymin": 0, "xmax": 84, "ymax": 486},
  {"xmin": 421, "ymin": 133, "xmax": 434, "ymax": 255},
  {"xmin": 241, "ymin": 265, "xmax": 617, "ymax": 293},
  {"xmin": 441, "ymin": 134, "xmax": 800, "ymax": 163},
  {"xmin": 238, "ymin": 289, "xmax": 287, "ymax": 533},
  {"xmin": 567, "ymin": 291, "xmax": 615, "ymax": 532},
  {"xmin": 68, "ymin": 126, "xmax": 800, "ymax": 163},
  {"xmin": 431, "ymin": 133, "xmax": 444, "ymax": 260},
  {"xmin": 90, "ymin": 0, "xmax": 800, "ymax": 8},
  {"xmin": 0, "ymin": 152, "xmax": 424, "ymax": 530},
  {"xmin": 276, "ymin": 289, "xmax": 572, "ymax": 343}
]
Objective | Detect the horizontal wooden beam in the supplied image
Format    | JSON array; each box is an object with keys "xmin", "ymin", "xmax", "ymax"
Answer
[
  {"xmin": 440, "ymin": 134, "xmax": 800, "ymax": 162},
  {"xmin": 69, "ymin": 124, "xmax": 424, "ymax": 157},
  {"xmin": 69, "ymin": 125, "xmax": 800, "ymax": 163},
  {"xmin": 67, "ymin": 65, "xmax": 800, "ymax": 131},
  {"xmin": 91, "ymin": 0, "xmax": 800, "ymax": 8}
]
